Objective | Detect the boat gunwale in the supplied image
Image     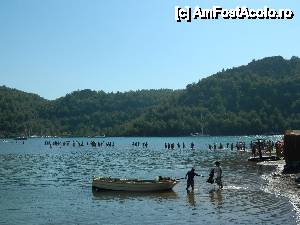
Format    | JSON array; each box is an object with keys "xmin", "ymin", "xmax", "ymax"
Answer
[{"xmin": 92, "ymin": 177, "xmax": 177, "ymax": 185}]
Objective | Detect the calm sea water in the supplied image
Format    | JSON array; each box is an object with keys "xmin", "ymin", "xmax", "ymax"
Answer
[{"xmin": 0, "ymin": 136, "xmax": 299, "ymax": 225}]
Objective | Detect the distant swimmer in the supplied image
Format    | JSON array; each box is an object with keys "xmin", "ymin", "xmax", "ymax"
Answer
[
  {"xmin": 190, "ymin": 142, "xmax": 195, "ymax": 150},
  {"xmin": 171, "ymin": 143, "xmax": 174, "ymax": 150}
]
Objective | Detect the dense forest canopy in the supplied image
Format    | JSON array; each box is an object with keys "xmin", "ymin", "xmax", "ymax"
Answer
[{"xmin": 1, "ymin": 56, "xmax": 300, "ymax": 137}]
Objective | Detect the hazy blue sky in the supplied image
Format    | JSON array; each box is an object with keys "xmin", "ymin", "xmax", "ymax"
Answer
[{"xmin": 0, "ymin": 0, "xmax": 299, "ymax": 99}]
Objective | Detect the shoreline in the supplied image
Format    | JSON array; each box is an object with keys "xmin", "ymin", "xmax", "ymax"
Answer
[{"xmin": 259, "ymin": 160, "xmax": 300, "ymax": 224}]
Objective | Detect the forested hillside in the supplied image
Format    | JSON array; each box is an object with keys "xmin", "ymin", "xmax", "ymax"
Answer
[
  {"xmin": 126, "ymin": 56, "xmax": 300, "ymax": 136},
  {"xmin": 0, "ymin": 86, "xmax": 48, "ymax": 137},
  {"xmin": 1, "ymin": 56, "xmax": 300, "ymax": 137},
  {"xmin": 0, "ymin": 87, "xmax": 178, "ymax": 137}
]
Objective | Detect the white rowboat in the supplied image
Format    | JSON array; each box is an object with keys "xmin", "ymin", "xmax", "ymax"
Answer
[{"xmin": 92, "ymin": 177, "xmax": 178, "ymax": 192}]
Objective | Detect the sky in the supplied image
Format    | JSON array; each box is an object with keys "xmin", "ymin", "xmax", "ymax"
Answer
[{"xmin": 0, "ymin": 0, "xmax": 299, "ymax": 100}]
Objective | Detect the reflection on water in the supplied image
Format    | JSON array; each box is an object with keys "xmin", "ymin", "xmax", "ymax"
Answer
[
  {"xmin": 209, "ymin": 189, "xmax": 223, "ymax": 207},
  {"xmin": 0, "ymin": 136, "xmax": 299, "ymax": 225},
  {"xmin": 186, "ymin": 190, "xmax": 196, "ymax": 207},
  {"xmin": 92, "ymin": 187, "xmax": 178, "ymax": 201}
]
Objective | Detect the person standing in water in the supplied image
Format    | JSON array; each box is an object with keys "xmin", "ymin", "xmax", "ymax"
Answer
[
  {"xmin": 213, "ymin": 161, "xmax": 223, "ymax": 189},
  {"xmin": 185, "ymin": 168, "xmax": 200, "ymax": 191}
]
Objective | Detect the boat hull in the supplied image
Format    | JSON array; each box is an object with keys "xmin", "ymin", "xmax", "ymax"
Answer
[{"xmin": 92, "ymin": 177, "xmax": 178, "ymax": 192}]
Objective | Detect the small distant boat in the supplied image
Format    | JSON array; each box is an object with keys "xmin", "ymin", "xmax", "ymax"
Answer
[
  {"xmin": 92, "ymin": 177, "xmax": 178, "ymax": 192},
  {"xmin": 94, "ymin": 135, "xmax": 106, "ymax": 138},
  {"xmin": 190, "ymin": 113, "xmax": 209, "ymax": 137},
  {"xmin": 14, "ymin": 136, "xmax": 27, "ymax": 140},
  {"xmin": 29, "ymin": 135, "xmax": 40, "ymax": 138},
  {"xmin": 190, "ymin": 132, "xmax": 209, "ymax": 137}
]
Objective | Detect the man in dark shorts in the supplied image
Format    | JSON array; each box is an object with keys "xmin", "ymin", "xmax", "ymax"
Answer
[{"xmin": 185, "ymin": 168, "xmax": 200, "ymax": 191}]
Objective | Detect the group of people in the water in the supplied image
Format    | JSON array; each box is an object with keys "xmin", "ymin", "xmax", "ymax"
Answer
[
  {"xmin": 250, "ymin": 139, "xmax": 283, "ymax": 157},
  {"xmin": 41, "ymin": 139, "xmax": 283, "ymax": 155},
  {"xmin": 132, "ymin": 141, "xmax": 148, "ymax": 148},
  {"xmin": 43, "ymin": 140, "xmax": 199, "ymax": 150},
  {"xmin": 44, "ymin": 140, "xmax": 115, "ymax": 149},
  {"xmin": 14, "ymin": 140, "xmax": 25, "ymax": 144},
  {"xmin": 164, "ymin": 141, "xmax": 260, "ymax": 151},
  {"xmin": 164, "ymin": 142, "xmax": 195, "ymax": 150},
  {"xmin": 208, "ymin": 142, "xmax": 246, "ymax": 151},
  {"xmin": 206, "ymin": 139, "xmax": 283, "ymax": 157}
]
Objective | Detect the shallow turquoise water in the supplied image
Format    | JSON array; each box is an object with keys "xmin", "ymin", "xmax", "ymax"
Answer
[{"xmin": 0, "ymin": 136, "xmax": 299, "ymax": 225}]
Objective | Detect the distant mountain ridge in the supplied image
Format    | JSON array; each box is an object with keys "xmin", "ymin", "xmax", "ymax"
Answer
[{"xmin": 1, "ymin": 56, "xmax": 299, "ymax": 137}]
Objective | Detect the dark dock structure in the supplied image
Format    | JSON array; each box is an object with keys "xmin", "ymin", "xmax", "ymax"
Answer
[{"xmin": 283, "ymin": 130, "xmax": 300, "ymax": 173}]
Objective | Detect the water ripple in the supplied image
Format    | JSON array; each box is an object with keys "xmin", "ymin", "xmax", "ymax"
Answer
[{"xmin": 0, "ymin": 137, "xmax": 298, "ymax": 225}]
